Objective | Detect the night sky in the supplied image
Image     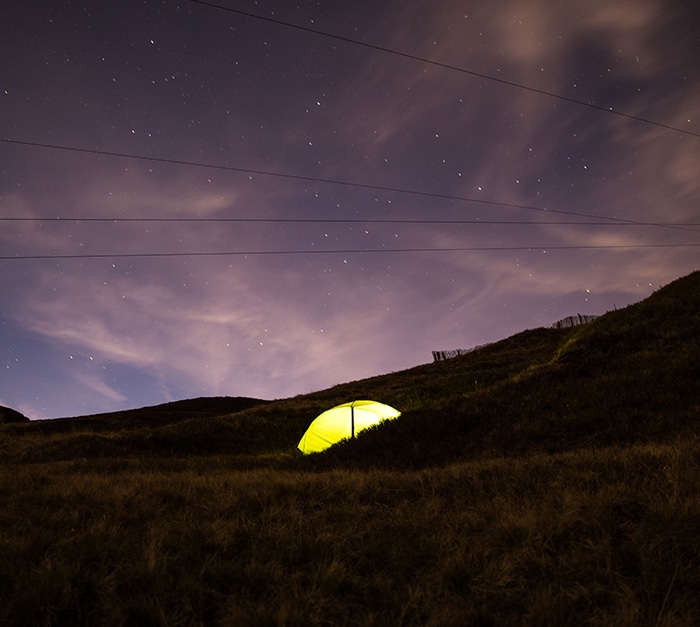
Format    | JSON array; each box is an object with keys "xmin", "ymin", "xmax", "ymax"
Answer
[{"xmin": 2, "ymin": 0, "xmax": 699, "ymax": 420}]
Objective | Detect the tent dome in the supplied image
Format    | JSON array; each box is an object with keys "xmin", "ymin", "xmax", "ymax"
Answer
[{"xmin": 298, "ymin": 400, "xmax": 401, "ymax": 454}]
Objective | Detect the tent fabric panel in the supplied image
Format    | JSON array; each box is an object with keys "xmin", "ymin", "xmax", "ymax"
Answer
[
  {"xmin": 297, "ymin": 400, "xmax": 401, "ymax": 454},
  {"xmin": 298, "ymin": 408, "xmax": 350, "ymax": 453}
]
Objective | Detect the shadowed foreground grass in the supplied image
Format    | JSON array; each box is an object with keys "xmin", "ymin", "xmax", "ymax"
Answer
[
  {"xmin": 2, "ymin": 271, "xmax": 699, "ymax": 625},
  {"xmin": 1, "ymin": 438, "xmax": 699, "ymax": 626}
]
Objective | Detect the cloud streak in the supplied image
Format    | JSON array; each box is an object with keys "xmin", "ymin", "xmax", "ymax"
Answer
[{"xmin": 1, "ymin": 0, "xmax": 697, "ymax": 418}]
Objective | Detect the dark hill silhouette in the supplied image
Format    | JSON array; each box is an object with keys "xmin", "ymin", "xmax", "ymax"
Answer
[
  {"xmin": 305, "ymin": 269, "xmax": 700, "ymax": 469},
  {"xmin": 0, "ymin": 405, "xmax": 29, "ymax": 424},
  {"xmin": 60, "ymin": 396, "xmax": 270, "ymax": 427},
  {"xmin": 1, "ymin": 270, "xmax": 698, "ymax": 627},
  {"xmin": 2, "ymin": 270, "xmax": 698, "ymax": 468},
  {"xmin": 10, "ymin": 396, "xmax": 268, "ymax": 435}
]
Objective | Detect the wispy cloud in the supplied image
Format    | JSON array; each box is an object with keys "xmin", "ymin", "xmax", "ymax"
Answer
[{"xmin": 1, "ymin": 0, "xmax": 697, "ymax": 418}]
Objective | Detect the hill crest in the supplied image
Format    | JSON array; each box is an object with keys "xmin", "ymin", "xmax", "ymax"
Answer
[
  {"xmin": 0, "ymin": 405, "xmax": 30, "ymax": 424},
  {"xmin": 2, "ymin": 270, "xmax": 698, "ymax": 468}
]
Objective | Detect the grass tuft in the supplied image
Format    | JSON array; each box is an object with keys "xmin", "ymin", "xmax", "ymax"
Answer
[{"xmin": 1, "ymin": 270, "xmax": 699, "ymax": 624}]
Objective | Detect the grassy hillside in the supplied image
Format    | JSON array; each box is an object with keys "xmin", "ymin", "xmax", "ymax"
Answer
[
  {"xmin": 1, "ymin": 270, "xmax": 698, "ymax": 625},
  {"xmin": 311, "ymin": 269, "xmax": 700, "ymax": 469},
  {"xmin": 5, "ymin": 270, "xmax": 698, "ymax": 468},
  {"xmin": 0, "ymin": 404, "xmax": 29, "ymax": 424}
]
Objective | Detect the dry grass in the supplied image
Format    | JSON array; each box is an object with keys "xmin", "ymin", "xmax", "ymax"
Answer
[
  {"xmin": 1, "ymin": 438, "xmax": 699, "ymax": 625},
  {"xmin": 1, "ymin": 270, "xmax": 699, "ymax": 625}
]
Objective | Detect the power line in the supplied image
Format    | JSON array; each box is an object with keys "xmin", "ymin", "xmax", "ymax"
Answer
[
  {"xmin": 2, "ymin": 242, "xmax": 698, "ymax": 261},
  {"xmin": 2, "ymin": 215, "xmax": 699, "ymax": 229},
  {"xmin": 186, "ymin": 0, "xmax": 699, "ymax": 139},
  {"xmin": 2, "ymin": 138, "xmax": 697, "ymax": 234}
]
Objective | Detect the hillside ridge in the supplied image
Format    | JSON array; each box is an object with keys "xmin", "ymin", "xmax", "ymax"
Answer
[
  {"xmin": 0, "ymin": 404, "xmax": 30, "ymax": 424},
  {"xmin": 2, "ymin": 270, "xmax": 698, "ymax": 626},
  {"xmin": 2, "ymin": 270, "xmax": 698, "ymax": 468}
]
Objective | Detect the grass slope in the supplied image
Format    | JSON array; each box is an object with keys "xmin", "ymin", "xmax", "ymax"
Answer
[
  {"xmin": 0, "ymin": 405, "xmax": 29, "ymax": 424},
  {"xmin": 312, "ymin": 269, "xmax": 700, "ymax": 469},
  {"xmin": 1, "ymin": 270, "xmax": 698, "ymax": 625}
]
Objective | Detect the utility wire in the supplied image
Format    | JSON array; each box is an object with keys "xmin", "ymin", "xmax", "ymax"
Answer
[
  {"xmin": 2, "ymin": 138, "xmax": 698, "ymax": 234},
  {"xmin": 2, "ymin": 242, "xmax": 698, "ymax": 261},
  {"xmin": 2, "ymin": 216, "xmax": 699, "ymax": 229},
  {"xmin": 186, "ymin": 0, "xmax": 699, "ymax": 139}
]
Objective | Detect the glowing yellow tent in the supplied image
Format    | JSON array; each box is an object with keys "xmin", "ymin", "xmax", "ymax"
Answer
[{"xmin": 298, "ymin": 400, "xmax": 401, "ymax": 454}]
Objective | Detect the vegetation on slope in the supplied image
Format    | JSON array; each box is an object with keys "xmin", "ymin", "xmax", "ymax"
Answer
[
  {"xmin": 0, "ymin": 404, "xmax": 29, "ymax": 424},
  {"xmin": 309, "ymin": 270, "xmax": 700, "ymax": 469},
  {"xmin": 2, "ymin": 439, "xmax": 699, "ymax": 626},
  {"xmin": 1, "ymin": 270, "xmax": 698, "ymax": 625},
  {"xmin": 6, "ymin": 271, "xmax": 697, "ymax": 468}
]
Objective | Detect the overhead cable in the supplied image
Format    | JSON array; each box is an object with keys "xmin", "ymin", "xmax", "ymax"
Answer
[
  {"xmin": 2, "ymin": 138, "xmax": 697, "ymax": 234},
  {"xmin": 2, "ymin": 242, "xmax": 698, "ymax": 261},
  {"xmin": 2, "ymin": 215, "xmax": 699, "ymax": 230},
  {"xmin": 186, "ymin": 0, "xmax": 699, "ymax": 139}
]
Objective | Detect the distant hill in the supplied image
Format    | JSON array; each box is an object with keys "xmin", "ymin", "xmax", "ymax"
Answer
[
  {"xmin": 2, "ymin": 270, "xmax": 698, "ymax": 627},
  {"xmin": 8, "ymin": 396, "xmax": 268, "ymax": 435},
  {"xmin": 0, "ymin": 405, "xmax": 29, "ymax": 424},
  {"xmin": 310, "ymin": 269, "xmax": 700, "ymax": 468},
  {"xmin": 2, "ymin": 270, "xmax": 698, "ymax": 468},
  {"xmin": 59, "ymin": 396, "xmax": 270, "ymax": 426}
]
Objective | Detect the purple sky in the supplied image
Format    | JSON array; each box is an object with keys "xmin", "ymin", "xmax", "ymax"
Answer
[{"xmin": 2, "ymin": 0, "xmax": 699, "ymax": 420}]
